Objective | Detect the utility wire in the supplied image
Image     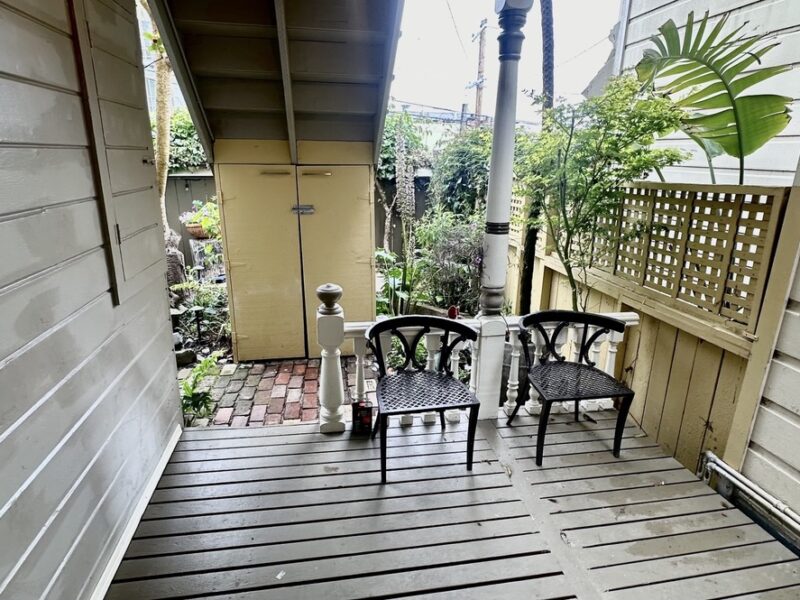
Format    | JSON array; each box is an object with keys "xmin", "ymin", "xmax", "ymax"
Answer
[
  {"xmin": 556, "ymin": 35, "xmax": 609, "ymax": 67},
  {"xmin": 445, "ymin": 0, "xmax": 468, "ymax": 58}
]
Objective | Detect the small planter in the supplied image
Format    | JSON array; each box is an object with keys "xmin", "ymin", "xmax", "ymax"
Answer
[{"xmin": 185, "ymin": 223, "xmax": 209, "ymax": 239}]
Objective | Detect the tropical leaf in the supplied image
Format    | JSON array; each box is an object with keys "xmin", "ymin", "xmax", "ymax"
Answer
[{"xmin": 636, "ymin": 10, "xmax": 792, "ymax": 182}]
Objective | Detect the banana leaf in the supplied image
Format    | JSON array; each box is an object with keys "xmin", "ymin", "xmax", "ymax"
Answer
[{"xmin": 636, "ymin": 10, "xmax": 792, "ymax": 183}]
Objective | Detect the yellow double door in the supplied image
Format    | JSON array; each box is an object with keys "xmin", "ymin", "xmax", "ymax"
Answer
[{"xmin": 218, "ymin": 164, "xmax": 374, "ymax": 360}]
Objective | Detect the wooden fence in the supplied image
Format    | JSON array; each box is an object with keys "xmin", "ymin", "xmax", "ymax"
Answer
[{"xmin": 528, "ymin": 181, "xmax": 794, "ymax": 471}]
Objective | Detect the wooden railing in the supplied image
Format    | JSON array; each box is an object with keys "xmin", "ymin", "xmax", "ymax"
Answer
[
  {"xmin": 589, "ymin": 182, "xmax": 789, "ymax": 334},
  {"xmin": 315, "ymin": 282, "xmax": 639, "ymax": 431}
]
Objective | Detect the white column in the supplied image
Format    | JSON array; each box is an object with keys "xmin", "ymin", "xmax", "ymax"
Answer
[
  {"xmin": 475, "ymin": 0, "xmax": 532, "ymax": 420},
  {"xmin": 599, "ymin": 331, "xmax": 624, "ymax": 410},
  {"xmin": 316, "ymin": 283, "xmax": 346, "ymax": 433},
  {"xmin": 478, "ymin": 0, "xmax": 533, "ymax": 314},
  {"xmin": 420, "ymin": 332, "xmax": 439, "ymax": 424}
]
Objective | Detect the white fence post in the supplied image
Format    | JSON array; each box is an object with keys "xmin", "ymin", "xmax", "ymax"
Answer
[
  {"xmin": 475, "ymin": 315, "xmax": 507, "ymax": 419},
  {"xmin": 352, "ymin": 336, "xmax": 367, "ymax": 404},
  {"xmin": 316, "ymin": 284, "xmax": 346, "ymax": 433}
]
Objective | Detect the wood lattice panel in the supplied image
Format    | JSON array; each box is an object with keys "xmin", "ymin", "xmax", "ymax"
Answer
[{"xmin": 589, "ymin": 183, "xmax": 788, "ymax": 332}]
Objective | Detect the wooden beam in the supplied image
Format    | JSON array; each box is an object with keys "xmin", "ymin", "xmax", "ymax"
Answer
[
  {"xmin": 612, "ymin": 0, "xmax": 632, "ymax": 75},
  {"xmin": 723, "ymin": 187, "xmax": 800, "ymax": 470},
  {"xmin": 373, "ymin": 0, "xmax": 404, "ymax": 164},
  {"xmin": 273, "ymin": 0, "xmax": 297, "ymax": 164},
  {"xmin": 149, "ymin": 0, "xmax": 215, "ymax": 163}
]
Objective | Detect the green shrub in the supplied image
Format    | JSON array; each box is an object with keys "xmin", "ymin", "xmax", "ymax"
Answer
[{"xmin": 180, "ymin": 352, "xmax": 221, "ymax": 417}]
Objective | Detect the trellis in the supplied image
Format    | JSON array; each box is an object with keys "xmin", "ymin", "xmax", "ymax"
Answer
[{"xmin": 590, "ymin": 182, "xmax": 788, "ymax": 333}]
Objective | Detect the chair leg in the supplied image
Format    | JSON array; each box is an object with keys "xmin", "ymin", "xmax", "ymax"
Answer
[
  {"xmin": 536, "ymin": 401, "xmax": 553, "ymax": 467},
  {"xmin": 439, "ymin": 409, "xmax": 446, "ymax": 430},
  {"xmin": 371, "ymin": 409, "xmax": 381, "ymax": 439},
  {"xmin": 380, "ymin": 413, "xmax": 389, "ymax": 483},
  {"xmin": 613, "ymin": 395, "xmax": 633, "ymax": 458},
  {"xmin": 574, "ymin": 400, "xmax": 580, "ymax": 422},
  {"xmin": 506, "ymin": 400, "xmax": 523, "ymax": 426},
  {"xmin": 466, "ymin": 405, "xmax": 479, "ymax": 471}
]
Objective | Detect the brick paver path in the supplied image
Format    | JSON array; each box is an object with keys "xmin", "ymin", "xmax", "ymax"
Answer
[{"xmin": 179, "ymin": 357, "xmax": 375, "ymax": 427}]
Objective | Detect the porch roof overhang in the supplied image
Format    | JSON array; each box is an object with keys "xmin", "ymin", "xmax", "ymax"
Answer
[{"xmin": 149, "ymin": 0, "xmax": 404, "ymax": 164}]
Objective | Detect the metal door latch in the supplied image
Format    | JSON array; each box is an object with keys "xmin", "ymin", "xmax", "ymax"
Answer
[{"xmin": 291, "ymin": 204, "xmax": 315, "ymax": 215}]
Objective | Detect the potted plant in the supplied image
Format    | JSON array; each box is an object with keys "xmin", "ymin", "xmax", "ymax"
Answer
[{"xmin": 179, "ymin": 198, "xmax": 220, "ymax": 240}]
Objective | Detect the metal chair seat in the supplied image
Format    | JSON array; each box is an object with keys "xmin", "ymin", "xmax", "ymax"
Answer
[
  {"xmin": 377, "ymin": 370, "xmax": 479, "ymax": 415},
  {"xmin": 530, "ymin": 362, "xmax": 633, "ymax": 402}
]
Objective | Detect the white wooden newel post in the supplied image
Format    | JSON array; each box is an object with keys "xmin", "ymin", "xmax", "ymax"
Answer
[
  {"xmin": 316, "ymin": 283, "xmax": 346, "ymax": 433},
  {"xmin": 474, "ymin": 0, "xmax": 533, "ymax": 419}
]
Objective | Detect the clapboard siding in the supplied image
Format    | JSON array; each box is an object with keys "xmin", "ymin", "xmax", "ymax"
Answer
[
  {"xmin": 618, "ymin": 0, "xmax": 800, "ymax": 185},
  {"xmin": 0, "ymin": 2, "xmax": 179, "ymax": 600},
  {"xmin": 742, "ymin": 265, "xmax": 800, "ymax": 512}
]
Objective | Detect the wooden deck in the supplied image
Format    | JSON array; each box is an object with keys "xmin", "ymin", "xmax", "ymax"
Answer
[{"xmin": 107, "ymin": 411, "xmax": 800, "ymax": 599}]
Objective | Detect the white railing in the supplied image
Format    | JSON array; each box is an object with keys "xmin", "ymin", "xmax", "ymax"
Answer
[{"xmin": 315, "ymin": 284, "xmax": 639, "ymax": 432}]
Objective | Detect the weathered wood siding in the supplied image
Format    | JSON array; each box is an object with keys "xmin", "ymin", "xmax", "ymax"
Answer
[
  {"xmin": 741, "ymin": 261, "xmax": 800, "ymax": 511},
  {"xmin": 617, "ymin": 0, "xmax": 800, "ymax": 185},
  {"xmin": 540, "ymin": 268, "xmax": 747, "ymax": 472},
  {"xmin": 0, "ymin": 0, "xmax": 180, "ymax": 598}
]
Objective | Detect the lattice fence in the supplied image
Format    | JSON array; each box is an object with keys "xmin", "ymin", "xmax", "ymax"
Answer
[{"xmin": 590, "ymin": 182, "xmax": 788, "ymax": 332}]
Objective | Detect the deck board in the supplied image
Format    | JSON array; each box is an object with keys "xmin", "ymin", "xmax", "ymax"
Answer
[{"xmin": 107, "ymin": 410, "xmax": 800, "ymax": 599}]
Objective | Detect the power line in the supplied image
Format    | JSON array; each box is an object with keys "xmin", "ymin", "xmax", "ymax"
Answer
[
  {"xmin": 445, "ymin": 0, "xmax": 468, "ymax": 58},
  {"xmin": 556, "ymin": 35, "xmax": 609, "ymax": 67}
]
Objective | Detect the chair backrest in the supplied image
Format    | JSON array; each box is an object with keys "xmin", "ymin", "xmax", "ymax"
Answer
[
  {"xmin": 365, "ymin": 315, "xmax": 478, "ymax": 379},
  {"xmin": 518, "ymin": 310, "xmax": 625, "ymax": 369}
]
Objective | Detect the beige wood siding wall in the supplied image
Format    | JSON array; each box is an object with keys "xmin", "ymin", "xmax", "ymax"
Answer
[
  {"xmin": 741, "ymin": 261, "xmax": 800, "ymax": 511},
  {"xmin": 617, "ymin": 0, "xmax": 800, "ymax": 185},
  {"xmin": 0, "ymin": 0, "xmax": 180, "ymax": 598},
  {"xmin": 538, "ymin": 268, "xmax": 744, "ymax": 471}
]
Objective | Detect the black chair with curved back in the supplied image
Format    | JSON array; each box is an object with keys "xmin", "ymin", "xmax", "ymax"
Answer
[
  {"xmin": 366, "ymin": 316, "xmax": 479, "ymax": 483},
  {"xmin": 507, "ymin": 310, "xmax": 635, "ymax": 466}
]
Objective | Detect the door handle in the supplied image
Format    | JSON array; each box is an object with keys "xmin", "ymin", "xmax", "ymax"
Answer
[
  {"xmin": 260, "ymin": 170, "xmax": 291, "ymax": 176},
  {"xmin": 301, "ymin": 171, "xmax": 332, "ymax": 177},
  {"xmin": 291, "ymin": 204, "xmax": 315, "ymax": 215}
]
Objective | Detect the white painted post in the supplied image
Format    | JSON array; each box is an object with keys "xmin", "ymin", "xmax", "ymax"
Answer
[
  {"xmin": 352, "ymin": 336, "xmax": 367, "ymax": 404},
  {"xmin": 421, "ymin": 332, "xmax": 439, "ymax": 424},
  {"xmin": 599, "ymin": 330, "xmax": 624, "ymax": 410},
  {"xmin": 503, "ymin": 333, "xmax": 522, "ymax": 415},
  {"xmin": 524, "ymin": 330, "xmax": 542, "ymax": 415},
  {"xmin": 446, "ymin": 336, "xmax": 466, "ymax": 423},
  {"xmin": 475, "ymin": 0, "xmax": 532, "ymax": 419},
  {"xmin": 316, "ymin": 284, "xmax": 346, "ymax": 433}
]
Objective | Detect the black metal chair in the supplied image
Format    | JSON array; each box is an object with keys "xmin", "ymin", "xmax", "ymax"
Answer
[
  {"xmin": 507, "ymin": 310, "xmax": 635, "ymax": 466},
  {"xmin": 366, "ymin": 316, "xmax": 479, "ymax": 483}
]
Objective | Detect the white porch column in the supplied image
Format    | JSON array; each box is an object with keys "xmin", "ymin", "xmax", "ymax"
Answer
[
  {"xmin": 316, "ymin": 283, "xmax": 346, "ymax": 433},
  {"xmin": 475, "ymin": 0, "xmax": 533, "ymax": 419}
]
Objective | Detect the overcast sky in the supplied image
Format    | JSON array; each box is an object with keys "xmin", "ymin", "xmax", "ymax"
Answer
[{"xmin": 390, "ymin": 0, "xmax": 622, "ymax": 122}]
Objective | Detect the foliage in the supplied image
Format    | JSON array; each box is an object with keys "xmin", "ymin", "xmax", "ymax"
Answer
[
  {"xmin": 179, "ymin": 199, "xmax": 220, "ymax": 239},
  {"xmin": 376, "ymin": 112, "xmax": 427, "ymax": 184},
  {"xmin": 375, "ymin": 248, "xmax": 428, "ymax": 316},
  {"xmin": 169, "ymin": 109, "xmax": 207, "ymax": 173},
  {"xmin": 637, "ymin": 10, "xmax": 792, "ymax": 184},
  {"xmin": 180, "ymin": 351, "xmax": 221, "ymax": 417},
  {"xmin": 430, "ymin": 126, "xmax": 493, "ymax": 214},
  {"xmin": 172, "ymin": 277, "xmax": 230, "ymax": 348},
  {"xmin": 516, "ymin": 76, "xmax": 687, "ymax": 311},
  {"xmin": 415, "ymin": 206, "xmax": 484, "ymax": 315}
]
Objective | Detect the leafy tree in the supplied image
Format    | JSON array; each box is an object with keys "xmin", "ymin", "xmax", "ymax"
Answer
[
  {"xmin": 375, "ymin": 112, "xmax": 427, "ymax": 250},
  {"xmin": 430, "ymin": 126, "xmax": 493, "ymax": 215},
  {"xmin": 169, "ymin": 109, "xmax": 207, "ymax": 172},
  {"xmin": 637, "ymin": 11, "xmax": 792, "ymax": 184},
  {"xmin": 516, "ymin": 76, "xmax": 687, "ymax": 311}
]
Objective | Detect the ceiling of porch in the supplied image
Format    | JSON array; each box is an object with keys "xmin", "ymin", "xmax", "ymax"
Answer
[{"xmin": 152, "ymin": 0, "xmax": 403, "ymax": 161}]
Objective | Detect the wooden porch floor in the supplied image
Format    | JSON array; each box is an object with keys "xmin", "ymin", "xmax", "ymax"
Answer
[{"xmin": 107, "ymin": 411, "xmax": 800, "ymax": 599}]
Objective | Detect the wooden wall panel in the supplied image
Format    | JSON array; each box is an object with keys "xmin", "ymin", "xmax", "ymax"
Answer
[
  {"xmin": 0, "ymin": 148, "xmax": 96, "ymax": 214},
  {"xmin": 0, "ymin": 2, "xmax": 179, "ymax": 598}
]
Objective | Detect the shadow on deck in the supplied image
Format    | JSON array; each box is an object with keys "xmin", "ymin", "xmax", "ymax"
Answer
[{"xmin": 107, "ymin": 411, "xmax": 800, "ymax": 599}]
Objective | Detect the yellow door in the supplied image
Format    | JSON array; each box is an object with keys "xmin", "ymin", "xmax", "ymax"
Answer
[
  {"xmin": 218, "ymin": 165, "xmax": 306, "ymax": 360},
  {"xmin": 298, "ymin": 165, "xmax": 375, "ymax": 355}
]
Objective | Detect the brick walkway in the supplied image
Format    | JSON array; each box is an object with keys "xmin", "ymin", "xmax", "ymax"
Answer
[{"xmin": 180, "ymin": 357, "xmax": 375, "ymax": 427}]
